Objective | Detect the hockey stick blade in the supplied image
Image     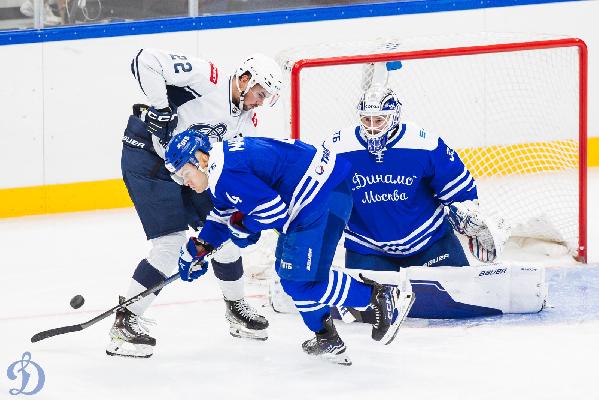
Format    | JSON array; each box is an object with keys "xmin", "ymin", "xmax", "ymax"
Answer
[
  {"xmin": 30, "ymin": 272, "xmax": 181, "ymax": 343},
  {"xmin": 31, "ymin": 325, "xmax": 83, "ymax": 343}
]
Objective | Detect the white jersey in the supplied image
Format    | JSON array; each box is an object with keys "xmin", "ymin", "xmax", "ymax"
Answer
[{"xmin": 131, "ymin": 48, "xmax": 258, "ymax": 159}]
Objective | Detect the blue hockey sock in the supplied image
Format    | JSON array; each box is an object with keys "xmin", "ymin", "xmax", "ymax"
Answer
[{"xmin": 280, "ymin": 269, "xmax": 372, "ymax": 332}]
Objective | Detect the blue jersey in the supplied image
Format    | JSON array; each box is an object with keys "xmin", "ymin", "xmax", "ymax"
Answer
[
  {"xmin": 331, "ymin": 121, "xmax": 478, "ymax": 258},
  {"xmin": 198, "ymin": 137, "xmax": 350, "ymax": 247}
]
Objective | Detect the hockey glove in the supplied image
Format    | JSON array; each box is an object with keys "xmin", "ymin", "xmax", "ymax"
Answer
[
  {"xmin": 178, "ymin": 237, "xmax": 211, "ymax": 282},
  {"xmin": 145, "ymin": 106, "xmax": 178, "ymax": 142},
  {"xmin": 227, "ymin": 211, "xmax": 261, "ymax": 248},
  {"xmin": 447, "ymin": 200, "xmax": 511, "ymax": 263}
]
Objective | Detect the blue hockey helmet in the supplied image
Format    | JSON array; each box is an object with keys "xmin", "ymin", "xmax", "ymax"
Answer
[
  {"xmin": 356, "ymin": 85, "xmax": 402, "ymax": 154},
  {"xmin": 165, "ymin": 129, "xmax": 212, "ymax": 173}
]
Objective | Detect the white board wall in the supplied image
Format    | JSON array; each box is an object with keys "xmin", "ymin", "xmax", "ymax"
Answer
[{"xmin": 0, "ymin": 1, "xmax": 596, "ymax": 189}]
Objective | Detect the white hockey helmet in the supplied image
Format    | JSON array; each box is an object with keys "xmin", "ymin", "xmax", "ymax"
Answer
[
  {"xmin": 236, "ymin": 53, "xmax": 283, "ymax": 107},
  {"xmin": 357, "ymin": 85, "xmax": 402, "ymax": 154}
]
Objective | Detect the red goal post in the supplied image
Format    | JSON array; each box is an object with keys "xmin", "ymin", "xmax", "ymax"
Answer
[{"xmin": 278, "ymin": 35, "xmax": 587, "ymax": 262}]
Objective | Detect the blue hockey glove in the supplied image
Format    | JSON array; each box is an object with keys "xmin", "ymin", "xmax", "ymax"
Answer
[
  {"xmin": 145, "ymin": 106, "xmax": 178, "ymax": 142},
  {"xmin": 228, "ymin": 211, "xmax": 261, "ymax": 248},
  {"xmin": 178, "ymin": 237, "xmax": 211, "ymax": 282}
]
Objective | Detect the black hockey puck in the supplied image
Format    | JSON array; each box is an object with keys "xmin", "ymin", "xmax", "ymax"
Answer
[{"xmin": 70, "ymin": 295, "xmax": 85, "ymax": 309}]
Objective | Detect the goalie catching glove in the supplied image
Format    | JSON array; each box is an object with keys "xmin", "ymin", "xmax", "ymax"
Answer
[
  {"xmin": 178, "ymin": 237, "xmax": 213, "ymax": 281},
  {"xmin": 447, "ymin": 200, "xmax": 511, "ymax": 262}
]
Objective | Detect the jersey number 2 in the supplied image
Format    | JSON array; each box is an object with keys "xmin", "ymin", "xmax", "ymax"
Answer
[{"xmin": 170, "ymin": 54, "xmax": 192, "ymax": 73}]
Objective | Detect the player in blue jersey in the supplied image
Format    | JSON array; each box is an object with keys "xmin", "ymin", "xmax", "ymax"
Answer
[
  {"xmin": 109, "ymin": 50, "xmax": 282, "ymax": 358},
  {"xmin": 163, "ymin": 130, "xmax": 415, "ymax": 365},
  {"xmin": 328, "ymin": 84, "xmax": 509, "ymax": 321}
]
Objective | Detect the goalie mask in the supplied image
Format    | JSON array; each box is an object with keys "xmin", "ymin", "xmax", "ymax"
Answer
[
  {"xmin": 236, "ymin": 53, "xmax": 283, "ymax": 110},
  {"xmin": 357, "ymin": 85, "xmax": 402, "ymax": 154}
]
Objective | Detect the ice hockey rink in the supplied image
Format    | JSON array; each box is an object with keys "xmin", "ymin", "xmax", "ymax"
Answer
[{"xmin": 0, "ymin": 168, "xmax": 596, "ymax": 400}]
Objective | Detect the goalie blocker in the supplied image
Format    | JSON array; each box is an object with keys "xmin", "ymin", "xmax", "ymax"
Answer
[{"xmin": 271, "ymin": 264, "xmax": 547, "ymax": 319}]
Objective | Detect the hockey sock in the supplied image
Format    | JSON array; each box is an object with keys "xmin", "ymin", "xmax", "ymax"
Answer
[
  {"xmin": 126, "ymin": 259, "xmax": 167, "ymax": 316},
  {"xmin": 280, "ymin": 269, "xmax": 372, "ymax": 332},
  {"xmin": 212, "ymin": 257, "xmax": 245, "ymax": 301}
]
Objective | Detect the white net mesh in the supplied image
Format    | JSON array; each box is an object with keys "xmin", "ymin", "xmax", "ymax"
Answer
[{"xmin": 277, "ymin": 33, "xmax": 585, "ymax": 259}]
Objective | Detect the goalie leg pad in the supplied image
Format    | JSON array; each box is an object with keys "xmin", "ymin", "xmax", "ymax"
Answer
[{"xmin": 344, "ymin": 265, "xmax": 547, "ymax": 318}]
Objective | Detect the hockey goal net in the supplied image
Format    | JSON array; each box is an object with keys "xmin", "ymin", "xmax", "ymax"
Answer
[{"xmin": 276, "ymin": 33, "xmax": 587, "ymax": 262}]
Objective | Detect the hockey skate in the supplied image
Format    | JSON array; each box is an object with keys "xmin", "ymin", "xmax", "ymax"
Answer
[
  {"xmin": 302, "ymin": 316, "xmax": 352, "ymax": 366},
  {"xmin": 361, "ymin": 274, "xmax": 415, "ymax": 345},
  {"xmin": 225, "ymin": 299, "xmax": 269, "ymax": 341},
  {"xmin": 106, "ymin": 296, "xmax": 156, "ymax": 358}
]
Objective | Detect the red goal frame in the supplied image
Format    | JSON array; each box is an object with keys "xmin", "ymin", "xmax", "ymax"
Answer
[{"xmin": 287, "ymin": 38, "xmax": 588, "ymax": 262}]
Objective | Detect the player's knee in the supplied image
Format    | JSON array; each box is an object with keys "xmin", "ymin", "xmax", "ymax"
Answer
[
  {"xmin": 212, "ymin": 240, "xmax": 241, "ymax": 264},
  {"xmin": 147, "ymin": 231, "xmax": 187, "ymax": 274}
]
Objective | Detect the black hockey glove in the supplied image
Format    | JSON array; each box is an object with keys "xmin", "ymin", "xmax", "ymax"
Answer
[{"xmin": 145, "ymin": 106, "xmax": 178, "ymax": 142}]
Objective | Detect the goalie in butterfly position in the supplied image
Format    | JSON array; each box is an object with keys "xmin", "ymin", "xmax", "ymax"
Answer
[
  {"xmin": 313, "ymin": 83, "xmax": 534, "ymax": 322},
  {"xmin": 163, "ymin": 130, "xmax": 415, "ymax": 366}
]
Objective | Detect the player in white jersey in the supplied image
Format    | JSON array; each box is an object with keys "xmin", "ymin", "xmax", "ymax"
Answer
[
  {"xmin": 327, "ymin": 84, "xmax": 513, "ymax": 321},
  {"xmin": 108, "ymin": 49, "xmax": 282, "ymax": 358}
]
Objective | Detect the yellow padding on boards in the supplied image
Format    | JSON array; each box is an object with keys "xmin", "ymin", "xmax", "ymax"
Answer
[
  {"xmin": 0, "ymin": 138, "xmax": 597, "ymax": 218},
  {"xmin": 0, "ymin": 179, "xmax": 132, "ymax": 218}
]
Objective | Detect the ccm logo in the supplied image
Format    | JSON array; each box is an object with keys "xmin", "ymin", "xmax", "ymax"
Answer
[
  {"xmin": 209, "ymin": 62, "xmax": 218, "ymax": 84},
  {"xmin": 252, "ymin": 112, "xmax": 258, "ymax": 127}
]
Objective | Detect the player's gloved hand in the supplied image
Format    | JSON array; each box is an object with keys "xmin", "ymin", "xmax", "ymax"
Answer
[
  {"xmin": 227, "ymin": 211, "xmax": 261, "ymax": 248},
  {"xmin": 145, "ymin": 106, "xmax": 178, "ymax": 141},
  {"xmin": 447, "ymin": 201, "xmax": 511, "ymax": 263},
  {"xmin": 178, "ymin": 237, "xmax": 211, "ymax": 282}
]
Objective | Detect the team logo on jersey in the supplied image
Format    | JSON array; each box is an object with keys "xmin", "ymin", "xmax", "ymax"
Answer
[
  {"xmin": 209, "ymin": 62, "xmax": 218, "ymax": 84},
  {"xmin": 251, "ymin": 112, "xmax": 258, "ymax": 127},
  {"xmin": 314, "ymin": 141, "xmax": 331, "ymax": 175},
  {"xmin": 188, "ymin": 123, "xmax": 228, "ymax": 142}
]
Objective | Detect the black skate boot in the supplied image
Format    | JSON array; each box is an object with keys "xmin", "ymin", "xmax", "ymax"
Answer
[
  {"xmin": 302, "ymin": 315, "xmax": 352, "ymax": 366},
  {"xmin": 360, "ymin": 274, "xmax": 415, "ymax": 345},
  {"xmin": 106, "ymin": 296, "xmax": 156, "ymax": 358},
  {"xmin": 225, "ymin": 299, "xmax": 269, "ymax": 341}
]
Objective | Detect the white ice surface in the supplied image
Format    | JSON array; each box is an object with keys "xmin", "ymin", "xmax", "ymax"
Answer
[{"xmin": 1, "ymin": 169, "xmax": 598, "ymax": 400}]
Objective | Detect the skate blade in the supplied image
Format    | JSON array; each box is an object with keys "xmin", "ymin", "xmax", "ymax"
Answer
[
  {"xmin": 382, "ymin": 292, "xmax": 415, "ymax": 346},
  {"xmin": 308, "ymin": 350, "xmax": 352, "ymax": 366},
  {"xmin": 106, "ymin": 339, "xmax": 154, "ymax": 358},
  {"xmin": 229, "ymin": 324, "xmax": 269, "ymax": 341}
]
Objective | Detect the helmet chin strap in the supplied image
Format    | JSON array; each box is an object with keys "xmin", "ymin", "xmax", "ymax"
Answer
[{"xmin": 234, "ymin": 75, "xmax": 253, "ymax": 114}]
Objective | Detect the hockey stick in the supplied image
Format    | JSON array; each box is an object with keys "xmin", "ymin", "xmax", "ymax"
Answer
[{"xmin": 31, "ymin": 272, "xmax": 180, "ymax": 343}]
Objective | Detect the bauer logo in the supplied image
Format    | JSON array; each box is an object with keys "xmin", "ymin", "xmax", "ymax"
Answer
[
  {"xmin": 478, "ymin": 268, "xmax": 507, "ymax": 277},
  {"xmin": 6, "ymin": 352, "xmax": 45, "ymax": 396}
]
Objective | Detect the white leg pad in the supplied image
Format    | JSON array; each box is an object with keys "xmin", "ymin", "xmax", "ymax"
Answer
[{"xmin": 341, "ymin": 264, "xmax": 547, "ymax": 315}]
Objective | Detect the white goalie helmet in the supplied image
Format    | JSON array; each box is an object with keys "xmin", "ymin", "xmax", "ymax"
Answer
[
  {"xmin": 357, "ymin": 85, "xmax": 402, "ymax": 154},
  {"xmin": 236, "ymin": 53, "xmax": 283, "ymax": 108}
]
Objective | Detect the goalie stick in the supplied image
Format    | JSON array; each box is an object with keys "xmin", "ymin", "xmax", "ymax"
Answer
[{"xmin": 31, "ymin": 272, "xmax": 180, "ymax": 343}]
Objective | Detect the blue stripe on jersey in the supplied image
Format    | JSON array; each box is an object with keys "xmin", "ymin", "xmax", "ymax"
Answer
[
  {"xmin": 166, "ymin": 85, "xmax": 197, "ymax": 108},
  {"xmin": 133, "ymin": 49, "xmax": 145, "ymax": 96}
]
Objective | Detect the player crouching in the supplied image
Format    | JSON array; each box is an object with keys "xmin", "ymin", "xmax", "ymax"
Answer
[{"xmin": 164, "ymin": 130, "xmax": 415, "ymax": 365}]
